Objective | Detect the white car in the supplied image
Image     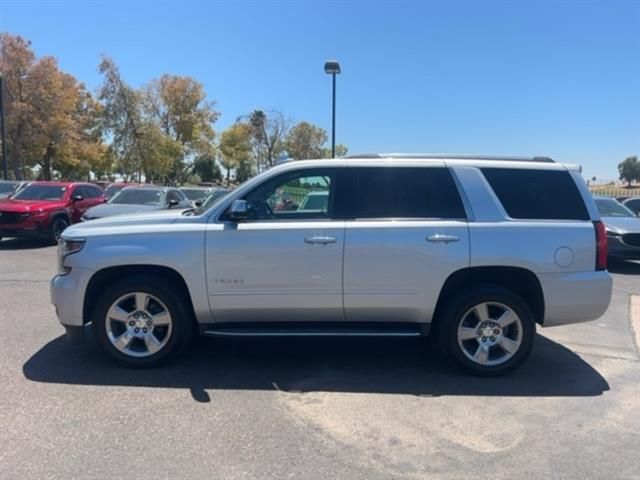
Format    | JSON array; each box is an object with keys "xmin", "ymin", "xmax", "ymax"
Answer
[{"xmin": 51, "ymin": 154, "xmax": 612, "ymax": 375}]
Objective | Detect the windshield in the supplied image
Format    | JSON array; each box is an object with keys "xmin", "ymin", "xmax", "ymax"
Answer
[
  {"xmin": 105, "ymin": 185, "xmax": 126, "ymax": 199},
  {"xmin": 110, "ymin": 189, "xmax": 163, "ymax": 206},
  {"xmin": 595, "ymin": 198, "xmax": 635, "ymax": 218},
  {"xmin": 0, "ymin": 182, "xmax": 17, "ymax": 194},
  {"xmin": 181, "ymin": 188, "xmax": 210, "ymax": 201},
  {"xmin": 13, "ymin": 184, "xmax": 66, "ymax": 201},
  {"xmin": 191, "ymin": 189, "xmax": 231, "ymax": 215}
]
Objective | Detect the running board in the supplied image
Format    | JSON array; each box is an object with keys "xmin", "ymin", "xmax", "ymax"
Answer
[{"xmin": 201, "ymin": 322, "xmax": 428, "ymax": 338}]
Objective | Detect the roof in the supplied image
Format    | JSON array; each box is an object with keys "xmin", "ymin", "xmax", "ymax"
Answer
[
  {"xmin": 345, "ymin": 153, "xmax": 555, "ymax": 163},
  {"xmin": 24, "ymin": 181, "xmax": 94, "ymax": 186},
  {"xmin": 121, "ymin": 185, "xmax": 169, "ymax": 191}
]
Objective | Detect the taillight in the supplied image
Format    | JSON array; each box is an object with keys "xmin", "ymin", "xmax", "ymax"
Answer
[{"xmin": 594, "ymin": 221, "xmax": 607, "ymax": 271}]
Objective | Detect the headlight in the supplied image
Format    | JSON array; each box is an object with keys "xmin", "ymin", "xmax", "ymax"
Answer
[
  {"xmin": 605, "ymin": 229, "xmax": 621, "ymax": 237},
  {"xmin": 57, "ymin": 238, "xmax": 86, "ymax": 275}
]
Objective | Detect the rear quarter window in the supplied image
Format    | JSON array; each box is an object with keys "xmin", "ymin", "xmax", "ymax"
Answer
[{"xmin": 481, "ymin": 168, "xmax": 589, "ymax": 221}]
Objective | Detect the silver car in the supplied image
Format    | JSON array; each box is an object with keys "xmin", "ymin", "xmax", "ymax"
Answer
[
  {"xmin": 81, "ymin": 186, "xmax": 192, "ymax": 221},
  {"xmin": 51, "ymin": 154, "xmax": 612, "ymax": 376},
  {"xmin": 595, "ymin": 196, "xmax": 640, "ymax": 259},
  {"xmin": 621, "ymin": 196, "xmax": 640, "ymax": 216}
]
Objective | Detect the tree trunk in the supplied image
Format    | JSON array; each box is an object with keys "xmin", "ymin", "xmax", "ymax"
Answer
[
  {"xmin": 11, "ymin": 130, "xmax": 23, "ymax": 180},
  {"xmin": 42, "ymin": 144, "xmax": 54, "ymax": 181}
]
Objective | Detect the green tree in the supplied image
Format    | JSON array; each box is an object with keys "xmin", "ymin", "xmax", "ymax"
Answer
[
  {"xmin": 285, "ymin": 121, "xmax": 328, "ymax": 160},
  {"xmin": 618, "ymin": 156, "xmax": 640, "ymax": 187},
  {"xmin": 0, "ymin": 33, "xmax": 105, "ymax": 180},
  {"xmin": 98, "ymin": 56, "xmax": 147, "ymax": 180},
  {"xmin": 246, "ymin": 109, "xmax": 288, "ymax": 171},
  {"xmin": 192, "ymin": 154, "xmax": 222, "ymax": 183},
  {"xmin": 142, "ymin": 75, "xmax": 219, "ymax": 183},
  {"xmin": 219, "ymin": 123, "xmax": 252, "ymax": 184}
]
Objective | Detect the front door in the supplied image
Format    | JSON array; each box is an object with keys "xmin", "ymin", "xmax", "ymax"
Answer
[{"xmin": 205, "ymin": 168, "xmax": 345, "ymax": 323}]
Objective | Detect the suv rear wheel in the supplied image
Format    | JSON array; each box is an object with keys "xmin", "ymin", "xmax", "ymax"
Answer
[
  {"xmin": 437, "ymin": 286, "xmax": 535, "ymax": 376},
  {"xmin": 92, "ymin": 275, "xmax": 193, "ymax": 367}
]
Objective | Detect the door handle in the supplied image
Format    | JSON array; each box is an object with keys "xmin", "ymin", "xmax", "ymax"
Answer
[
  {"xmin": 304, "ymin": 236, "xmax": 337, "ymax": 245},
  {"xmin": 426, "ymin": 234, "xmax": 459, "ymax": 244}
]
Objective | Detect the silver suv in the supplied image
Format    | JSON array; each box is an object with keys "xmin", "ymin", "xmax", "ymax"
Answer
[{"xmin": 51, "ymin": 155, "xmax": 612, "ymax": 375}]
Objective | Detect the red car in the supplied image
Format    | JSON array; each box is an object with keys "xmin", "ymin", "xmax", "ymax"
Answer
[{"xmin": 0, "ymin": 181, "xmax": 105, "ymax": 243}]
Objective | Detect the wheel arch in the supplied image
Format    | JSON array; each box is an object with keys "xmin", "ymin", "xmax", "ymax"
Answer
[
  {"xmin": 49, "ymin": 210, "xmax": 71, "ymax": 227},
  {"xmin": 432, "ymin": 266, "xmax": 545, "ymax": 328},
  {"xmin": 83, "ymin": 264, "xmax": 197, "ymax": 326}
]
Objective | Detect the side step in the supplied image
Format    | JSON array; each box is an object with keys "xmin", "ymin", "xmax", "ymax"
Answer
[{"xmin": 201, "ymin": 322, "xmax": 428, "ymax": 338}]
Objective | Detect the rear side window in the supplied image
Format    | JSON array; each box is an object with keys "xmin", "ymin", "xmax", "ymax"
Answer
[
  {"xmin": 84, "ymin": 186, "xmax": 102, "ymax": 198},
  {"xmin": 481, "ymin": 168, "xmax": 589, "ymax": 220},
  {"xmin": 352, "ymin": 167, "xmax": 466, "ymax": 219}
]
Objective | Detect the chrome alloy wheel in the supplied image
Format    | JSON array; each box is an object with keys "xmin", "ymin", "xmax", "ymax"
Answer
[
  {"xmin": 105, "ymin": 292, "xmax": 173, "ymax": 358},
  {"xmin": 457, "ymin": 302, "xmax": 523, "ymax": 366}
]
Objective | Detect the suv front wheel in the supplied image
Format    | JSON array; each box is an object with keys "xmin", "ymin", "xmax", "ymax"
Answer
[
  {"xmin": 437, "ymin": 286, "xmax": 535, "ymax": 376},
  {"xmin": 92, "ymin": 275, "xmax": 193, "ymax": 367}
]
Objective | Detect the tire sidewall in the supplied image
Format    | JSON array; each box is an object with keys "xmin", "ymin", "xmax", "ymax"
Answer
[
  {"xmin": 50, "ymin": 216, "xmax": 69, "ymax": 244},
  {"xmin": 438, "ymin": 286, "xmax": 536, "ymax": 376},
  {"xmin": 92, "ymin": 275, "xmax": 192, "ymax": 367}
]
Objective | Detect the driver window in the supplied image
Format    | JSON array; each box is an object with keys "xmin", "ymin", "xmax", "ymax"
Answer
[
  {"xmin": 166, "ymin": 190, "xmax": 181, "ymax": 204},
  {"xmin": 244, "ymin": 170, "xmax": 333, "ymax": 221}
]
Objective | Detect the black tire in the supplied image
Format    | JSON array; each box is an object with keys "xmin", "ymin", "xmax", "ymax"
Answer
[
  {"xmin": 436, "ymin": 285, "xmax": 535, "ymax": 376},
  {"xmin": 92, "ymin": 274, "xmax": 194, "ymax": 367},
  {"xmin": 49, "ymin": 216, "xmax": 69, "ymax": 244}
]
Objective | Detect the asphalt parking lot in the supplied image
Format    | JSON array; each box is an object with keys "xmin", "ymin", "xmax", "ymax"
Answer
[{"xmin": 1, "ymin": 239, "xmax": 639, "ymax": 480}]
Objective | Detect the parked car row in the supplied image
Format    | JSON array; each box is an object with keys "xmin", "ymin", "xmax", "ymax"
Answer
[
  {"xmin": 595, "ymin": 196, "xmax": 640, "ymax": 260},
  {"xmin": 0, "ymin": 180, "xmax": 232, "ymax": 244}
]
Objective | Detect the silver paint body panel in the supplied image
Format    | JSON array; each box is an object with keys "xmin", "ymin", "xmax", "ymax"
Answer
[{"xmin": 51, "ymin": 157, "xmax": 612, "ymax": 330}]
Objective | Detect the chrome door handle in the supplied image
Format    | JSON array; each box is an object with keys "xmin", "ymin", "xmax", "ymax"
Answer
[
  {"xmin": 427, "ymin": 234, "xmax": 459, "ymax": 244},
  {"xmin": 304, "ymin": 236, "xmax": 337, "ymax": 245}
]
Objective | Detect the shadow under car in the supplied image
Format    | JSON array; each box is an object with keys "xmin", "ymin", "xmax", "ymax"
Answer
[{"xmin": 23, "ymin": 332, "xmax": 609, "ymax": 402}]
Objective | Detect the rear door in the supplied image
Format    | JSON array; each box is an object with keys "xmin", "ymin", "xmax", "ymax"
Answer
[{"xmin": 342, "ymin": 165, "xmax": 470, "ymax": 323}]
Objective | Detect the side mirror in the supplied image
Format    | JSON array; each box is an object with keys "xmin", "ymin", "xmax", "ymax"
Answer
[
  {"xmin": 228, "ymin": 199, "xmax": 249, "ymax": 221},
  {"xmin": 71, "ymin": 194, "xmax": 83, "ymax": 202},
  {"xmin": 167, "ymin": 199, "xmax": 179, "ymax": 208}
]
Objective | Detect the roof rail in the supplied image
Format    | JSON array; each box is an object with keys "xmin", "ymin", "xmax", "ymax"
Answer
[{"xmin": 345, "ymin": 153, "xmax": 555, "ymax": 163}]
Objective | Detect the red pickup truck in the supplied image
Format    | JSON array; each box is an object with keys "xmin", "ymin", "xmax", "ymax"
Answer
[{"xmin": 0, "ymin": 181, "xmax": 105, "ymax": 243}]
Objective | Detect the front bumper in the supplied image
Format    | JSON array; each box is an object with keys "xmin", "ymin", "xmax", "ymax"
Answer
[
  {"xmin": 50, "ymin": 266, "xmax": 94, "ymax": 328},
  {"xmin": 607, "ymin": 235, "xmax": 640, "ymax": 259},
  {"xmin": 0, "ymin": 223, "xmax": 47, "ymax": 238}
]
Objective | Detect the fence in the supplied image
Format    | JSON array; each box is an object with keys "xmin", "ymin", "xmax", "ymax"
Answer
[{"xmin": 589, "ymin": 187, "xmax": 640, "ymax": 198}]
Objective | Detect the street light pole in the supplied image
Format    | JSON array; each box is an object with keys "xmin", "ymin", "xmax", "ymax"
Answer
[
  {"xmin": 324, "ymin": 60, "xmax": 341, "ymax": 158},
  {"xmin": 0, "ymin": 75, "xmax": 8, "ymax": 180}
]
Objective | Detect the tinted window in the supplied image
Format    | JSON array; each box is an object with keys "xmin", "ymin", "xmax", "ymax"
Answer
[
  {"xmin": 75, "ymin": 186, "xmax": 98, "ymax": 199},
  {"xmin": 625, "ymin": 199, "xmax": 640, "ymax": 214},
  {"xmin": 85, "ymin": 186, "xmax": 103, "ymax": 198},
  {"xmin": 181, "ymin": 188, "xmax": 210, "ymax": 201},
  {"xmin": 595, "ymin": 198, "xmax": 635, "ymax": 218},
  {"xmin": 110, "ymin": 189, "xmax": 162, "ymax": 205},
  {"xmin": 481, "ymin": 168, "xmax": 589, "ymax": 221},
  {"xmin": 0, "ymin": 182, "xmax": 17, "ymax": 194},
  {"xmin": 166, "ymin": 190, "xmax": 182, "ymax": 203},
  {"xmin": 352, "ymin": 167, "xmax": 465, "ymax": 219},
  {"xmin": 13, "ymin": 184, "xmax": 66, "ymax": 200}
]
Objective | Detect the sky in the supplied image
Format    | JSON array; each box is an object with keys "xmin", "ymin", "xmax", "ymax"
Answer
[{"xmin": 1, "ymin": 0, "xmax": 639, "ymax": 181}]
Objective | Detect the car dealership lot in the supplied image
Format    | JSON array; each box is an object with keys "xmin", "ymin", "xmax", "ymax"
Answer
[{"xmin": 1, "ymin": 240, "xmax": 639, "ymax": 480}]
